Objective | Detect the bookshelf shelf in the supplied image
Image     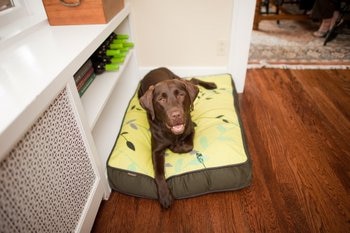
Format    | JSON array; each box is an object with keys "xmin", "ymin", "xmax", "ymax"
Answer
[{"xmin": 81, "ymin": 50, "xmax": 134, "ymax": 129}]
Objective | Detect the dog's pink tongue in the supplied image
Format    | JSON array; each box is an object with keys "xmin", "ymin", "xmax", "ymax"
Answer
[{"xmin": 171, "ymin": 124, "xmax": 185, "ymax": 135}]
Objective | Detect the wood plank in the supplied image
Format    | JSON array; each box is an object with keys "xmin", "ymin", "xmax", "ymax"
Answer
[{"xmin": 92, "ymin": 69, "xmax": 350, "ymax": 233}]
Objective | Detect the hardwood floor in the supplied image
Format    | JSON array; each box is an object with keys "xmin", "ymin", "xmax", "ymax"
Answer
[{"xmin": 91, "ymin": 69, "xmax": 350, "ymax": 233}]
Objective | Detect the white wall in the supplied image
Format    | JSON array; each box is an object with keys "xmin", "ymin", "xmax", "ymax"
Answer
[
  {"xmin": 128, "ymin": 0, "xmax": 232, "ymax": 67},
  {"xmin": 128, "ymin": 0, "xmax": 256, "ymax": 93}
]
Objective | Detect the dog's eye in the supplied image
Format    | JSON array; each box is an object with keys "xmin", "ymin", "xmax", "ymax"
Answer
[
  {"xmin": 174, "ymin": 89, "xmax": 185, "ymax": 96},
  {"xmin": 158, "ymin": 97, "xmax": 166, "ymax": 102},
  {"xmin": 157, "ymin": 93, "xmax": 167, "ymax": 103},
  {"xmin": 177, "ymin": 91, "xmax": 185, "ymax": 98}
]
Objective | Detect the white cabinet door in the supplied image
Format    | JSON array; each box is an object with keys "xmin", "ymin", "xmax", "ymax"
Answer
[{"xmin": 0, "ymin": 83, "xmax": 109, "ymax": 233}]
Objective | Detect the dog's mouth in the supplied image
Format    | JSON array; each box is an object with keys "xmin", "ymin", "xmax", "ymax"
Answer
[{"xmin": 167, "ymin": 123, "xmax": 185, "ymax": 135}]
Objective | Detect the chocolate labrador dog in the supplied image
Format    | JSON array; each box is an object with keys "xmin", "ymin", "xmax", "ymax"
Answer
[{"xmin": 138, "ymin": 67, "xmax": 216, "ymax": 208}]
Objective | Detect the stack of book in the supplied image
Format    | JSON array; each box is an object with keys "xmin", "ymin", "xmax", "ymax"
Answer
[{"xmin": 74, "ymin": 59, "xmax": 96, "ymax": 97}]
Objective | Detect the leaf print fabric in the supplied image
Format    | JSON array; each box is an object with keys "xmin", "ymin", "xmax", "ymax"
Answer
[{"xmin": 108, "ymin": 74, "xmax": 248, "ymax": 178}]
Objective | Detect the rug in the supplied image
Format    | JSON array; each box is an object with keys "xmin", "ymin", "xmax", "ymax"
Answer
[{"xmin": 249, "ymin": 19, "xmax": 350, "ymax": 69}]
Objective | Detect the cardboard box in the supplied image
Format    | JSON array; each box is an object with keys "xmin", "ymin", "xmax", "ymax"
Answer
[{"xmin": 42, "ymin": 0, "xmax": 124, "ymax": 25}]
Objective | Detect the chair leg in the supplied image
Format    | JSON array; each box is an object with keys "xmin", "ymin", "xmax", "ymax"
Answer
[{"xmin": 253, "ymin": 0, "xmax": 262, "ymax": 30}]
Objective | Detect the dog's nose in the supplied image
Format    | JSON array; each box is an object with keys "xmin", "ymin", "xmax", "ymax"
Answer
[{"xmin": 171, "ymin": 111, "xmax": 181, "ymax": 120}]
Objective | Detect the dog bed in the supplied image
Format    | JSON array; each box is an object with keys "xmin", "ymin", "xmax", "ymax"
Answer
[{"xmin": 107, "ymin": 74, "xmax": 252, "ymax": 199}]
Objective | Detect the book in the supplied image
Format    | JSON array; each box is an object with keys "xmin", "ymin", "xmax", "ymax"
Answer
[
  {"xmin": 79, "ymin": 72, "xmax": 96, "ymax": 97},
  {"xmin": 74, "ymin": 59, "xmax": 93, "ymax": 84},
  {"xmin": 76, "ymin": 66, "xmax": 94, "ymax": 91}
]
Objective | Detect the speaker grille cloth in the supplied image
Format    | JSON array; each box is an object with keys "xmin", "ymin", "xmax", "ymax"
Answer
[{"xmin": 0, "ymin": 88, "xmax": 96, "ymax": 233}]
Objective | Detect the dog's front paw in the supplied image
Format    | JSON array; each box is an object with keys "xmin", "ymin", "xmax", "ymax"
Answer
[{"xmin": 159, "ymin": 190, "xmax": 173, "ymax": 209}]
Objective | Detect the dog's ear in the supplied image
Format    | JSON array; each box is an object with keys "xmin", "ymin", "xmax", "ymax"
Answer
[
  {"xmin": 183, "ymin": 80, "xmax": 199, "ymax": 104},
  {"xmin": 139, "ymin": 85, "xmax": 155, "ymax": 120}
]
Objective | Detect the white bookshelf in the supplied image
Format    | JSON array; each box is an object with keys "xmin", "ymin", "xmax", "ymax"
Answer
[
  {"xmin": 0, "ymin": 2, "xmax": 141, "ymax": 190},
  {"xmin": 0, "ymin": 2, "xmax": 140, "ymax": 232},
  {"xmin": 78, "ymin": 5, "xmax": 140, "ymax": 165},
  {"xmin": 81, "ymin": 50, "xmax": 134, "ymax": 129}
]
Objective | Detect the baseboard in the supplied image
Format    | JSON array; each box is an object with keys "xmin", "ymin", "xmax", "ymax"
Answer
[{"xmin": 138, "ymin": 66, "xmax": 228, "ymax": 78}]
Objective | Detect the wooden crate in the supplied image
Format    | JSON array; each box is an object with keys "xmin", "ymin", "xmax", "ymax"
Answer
[{"xmin": 42, "ymin": 0, "xmax": 124, "ymax": 25}]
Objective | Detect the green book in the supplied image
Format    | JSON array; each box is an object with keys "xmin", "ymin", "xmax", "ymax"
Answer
[{"xmin": 79, "ymin": 73, "xmax": 96, "ymax": 97}]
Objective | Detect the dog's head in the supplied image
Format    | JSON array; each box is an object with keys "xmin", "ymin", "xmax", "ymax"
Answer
[{"xmin": 139, "ymin": 79, "xmax": 199, "ymax": 135}]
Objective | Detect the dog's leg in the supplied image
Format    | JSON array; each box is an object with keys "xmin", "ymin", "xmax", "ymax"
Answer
[
  {"xmin": 189, "ymin": 78, "xmax": 217, "ymax": 90},
  {"xmin": 152, "ymin": 147, "xmax": 173, "ymax": 208}
]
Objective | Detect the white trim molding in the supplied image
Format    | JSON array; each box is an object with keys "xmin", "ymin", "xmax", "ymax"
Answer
[{"xmin": 228, "ymin": 0, "xmax": 256, "ymax": 93}]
